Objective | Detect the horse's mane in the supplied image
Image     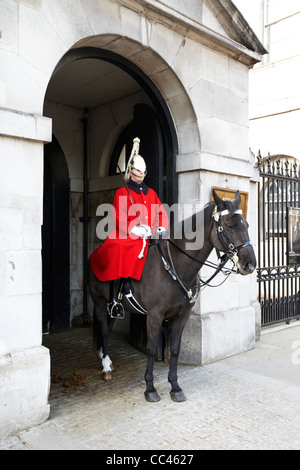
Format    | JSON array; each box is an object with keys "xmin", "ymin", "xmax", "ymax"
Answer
[
  {"xmin": 205, "ymin": 198, "xmax": 240, "ymax": 214},
  {"xmin": 170, "ymin": 203, "xmax": 211, "ymax": 242},
  {"xmin": 169, "ymin": 198, "xmax": 239, "ymax": 241}
]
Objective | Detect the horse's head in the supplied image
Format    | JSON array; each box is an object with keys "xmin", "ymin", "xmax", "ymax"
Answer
[{"xmin": 210, "ymin": 190, "xmax": 256, "ymax": 275}]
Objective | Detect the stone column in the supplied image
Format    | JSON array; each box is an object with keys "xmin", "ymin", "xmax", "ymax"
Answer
[{"xmin": 0, "ymin": 108, "xmax": 52, "ymax": 438}]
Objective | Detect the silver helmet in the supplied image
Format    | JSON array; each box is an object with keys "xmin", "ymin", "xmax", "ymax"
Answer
[{"xmin": 125, "ymin": 137, "xmax": 147, "ymax": 181}]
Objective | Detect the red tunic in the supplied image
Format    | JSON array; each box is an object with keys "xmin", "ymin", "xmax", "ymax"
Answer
[{"xmin": 90, "ymin": 180, "xmax": 169, "ymax": 281}]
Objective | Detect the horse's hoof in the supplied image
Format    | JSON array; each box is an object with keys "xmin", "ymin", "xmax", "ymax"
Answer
[
  {"xmin": 102, "ymin": 371, "xmax": 113, "ymax": 381},
  {"xmin": 144, "ymin": 391, "xmax": 161, "ymax": 402},
  {"xmin": 170, "ymin": 391, "xmax": 186, "ymax": 402}
]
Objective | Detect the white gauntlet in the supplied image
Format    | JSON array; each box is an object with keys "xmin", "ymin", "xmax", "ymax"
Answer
[
  {"xmin": 129, "ymin": 224, "xmax": 151, "ymax": 238},
  {"xmin": 129, "ymin": 224, "xmax": 151, "ymax": 259},
  {"xmin": 156, "ymin": 227, "xmax": 167, "ymax": 235}
]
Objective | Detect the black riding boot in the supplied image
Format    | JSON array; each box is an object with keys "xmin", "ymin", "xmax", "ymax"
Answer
[{"xmin": 107, "ymin": 279, "xmax": 125, "ymax": 319}]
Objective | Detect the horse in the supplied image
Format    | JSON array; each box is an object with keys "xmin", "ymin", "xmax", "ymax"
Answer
[{"xmin": 88, "ymin": 190, "xmax": 256, "ymax": 402}]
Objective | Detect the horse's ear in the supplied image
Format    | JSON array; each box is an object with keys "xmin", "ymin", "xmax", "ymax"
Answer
[
  {"xmin": 213, "ymin": 189, "xmax": 226, "ymax": 211},
  {"xmin": 234, "ymin": 190, "xmax": 241, "ymax": 209}
]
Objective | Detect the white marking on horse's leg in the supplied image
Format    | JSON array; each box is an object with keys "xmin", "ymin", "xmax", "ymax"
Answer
[
  {"xmin": 102, "ymin": 354, "xmax": 112, "ymax": 373},
  {"xmin": 98, "ymin": 348, "xmax": 112, "ymax": 374}
]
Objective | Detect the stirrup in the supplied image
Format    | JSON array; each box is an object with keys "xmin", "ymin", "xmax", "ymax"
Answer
[{"xmin": 107, "ymin": 301, "xmax": 125, "ymax": 319}]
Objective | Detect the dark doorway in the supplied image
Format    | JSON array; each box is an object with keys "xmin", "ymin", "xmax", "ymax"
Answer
[
  {"xmin": 44, "ymin": 46, "xmax": 179, "ymax": 353},
  {"xmin": 109, "ymin": 103, "xmax": 165, "ymax": 199},
  {"xmin": 52, "ymin": 47, "xmax": 178, "ymax": 206},
  {"xmin": 42, "ymin": 137, "xmax": 70, "ymax": 332},
  {"xmin": 133, "ymin": 103, "xmax": 164, "ymax": 200}
]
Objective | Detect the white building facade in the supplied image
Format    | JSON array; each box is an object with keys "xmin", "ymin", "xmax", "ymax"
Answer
[
  {"xmin": 235, "ymin": 0, "xmax": 300, "ymax": 159},
  {"xmin": 0, "ymin": 0, "xmax": 265, "ymax": 438}
]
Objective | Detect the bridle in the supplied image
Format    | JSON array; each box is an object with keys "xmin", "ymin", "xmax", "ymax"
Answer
[
  {"xmin": 212, "ymin": 206, "xmax": 252, "ymax": 267},
  {"xmin": 155, "ymin": 204, "xmax": 253, "ymax": 303}
]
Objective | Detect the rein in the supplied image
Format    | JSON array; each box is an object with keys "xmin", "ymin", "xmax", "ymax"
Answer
[
  {"xmin": 163, "ymin": 239, "xmax": 232, "ymax": 302},
  {"xmin": 155, "ymin": 204, "xmax": 253, "ymax": 302}
]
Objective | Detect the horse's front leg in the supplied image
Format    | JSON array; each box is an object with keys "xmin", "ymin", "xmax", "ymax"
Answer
[
  {"xmin": 168, "ymin": 310, "xmax": 191, "ymax": 402},
  {"xmin": 144, "ymin": 314, "xmax": 162, "ymax": 402}
]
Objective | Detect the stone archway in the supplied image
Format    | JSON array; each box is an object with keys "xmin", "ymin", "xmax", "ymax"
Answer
[
  {"xmin": 43, "ymin": 36, "xmax": 199, "ymax": 327},
  {"xmin": 48, "ymin": 35, "xmax": 199, "ymax": 204}
]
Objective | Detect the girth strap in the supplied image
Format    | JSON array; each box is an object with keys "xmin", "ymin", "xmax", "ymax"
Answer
[
  {"xmin": 120, "ymin": 280, "xmax": 147, "ymax": 315},
  {"xmin": 157, "ymin": 239, "xmax": 233, "ymax": 294}
]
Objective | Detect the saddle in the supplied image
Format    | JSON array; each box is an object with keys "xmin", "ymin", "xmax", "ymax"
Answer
[
  {"xmin": 113, "ymin": 239, "xmax": 163, "ymax": 317},
  {"xmin": 113, "ymin": 239, "xmax": 200, "ymax": 319}
]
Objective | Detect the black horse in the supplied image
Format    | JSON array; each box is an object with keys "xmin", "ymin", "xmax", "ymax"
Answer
[{"xmin": 88, "ymin": 190, "xmax": 256, "ymax": 402}]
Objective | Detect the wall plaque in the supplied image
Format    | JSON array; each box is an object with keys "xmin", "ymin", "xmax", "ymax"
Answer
[{"xmin": 211, "ymin": 187, "xmax": 248, "ymax": 219}]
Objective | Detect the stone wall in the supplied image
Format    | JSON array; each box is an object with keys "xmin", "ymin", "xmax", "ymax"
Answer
[
  {"xmin": 0, "ymin": 109, "xmax": 51, "ymax": 437},
  {"xmin": 0, "ymin": 0, "xmax": 263, "ymax": 437}
]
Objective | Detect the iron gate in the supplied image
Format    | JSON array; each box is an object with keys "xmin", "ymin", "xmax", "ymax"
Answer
[{"xmin": 257, "ymin": 153, "xmax": 300, "ymax": 326}]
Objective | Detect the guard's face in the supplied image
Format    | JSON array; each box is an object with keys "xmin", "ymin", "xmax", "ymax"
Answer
[{"xmin": 130, "ymin": 168, "xmax": 146, "ymax": 184}]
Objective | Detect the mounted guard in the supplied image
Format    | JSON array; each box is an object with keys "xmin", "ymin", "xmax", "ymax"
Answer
[
  {"xmin": 88, "ymin": 184, "xmax": 256, "ymax": 401},
  {"xmin": 90, "ymin": 137, "xmax": 169, "ymax": 319}
]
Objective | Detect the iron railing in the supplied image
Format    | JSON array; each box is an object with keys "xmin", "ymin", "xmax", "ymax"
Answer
[{"xmin": 257, "ymin": 152, "xmax": 300, "ymax": 326}]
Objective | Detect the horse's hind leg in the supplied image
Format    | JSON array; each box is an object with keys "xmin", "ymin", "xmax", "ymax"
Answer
[
  {"xmin": 99, "ymin": 347, "xmax": 113, "ymax": 380},
  {"xmin": 168, "ymin": 311, "xmax": 191, "ymax": 402},
  {"xmin": 93, "ymin": 303, "xmax": 114, "ymax": 380}
]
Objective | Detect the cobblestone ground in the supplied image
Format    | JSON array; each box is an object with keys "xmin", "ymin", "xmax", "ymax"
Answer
[{"xmin": 1, "ymin": 326, "xmax": 300, "ymax": 450}]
